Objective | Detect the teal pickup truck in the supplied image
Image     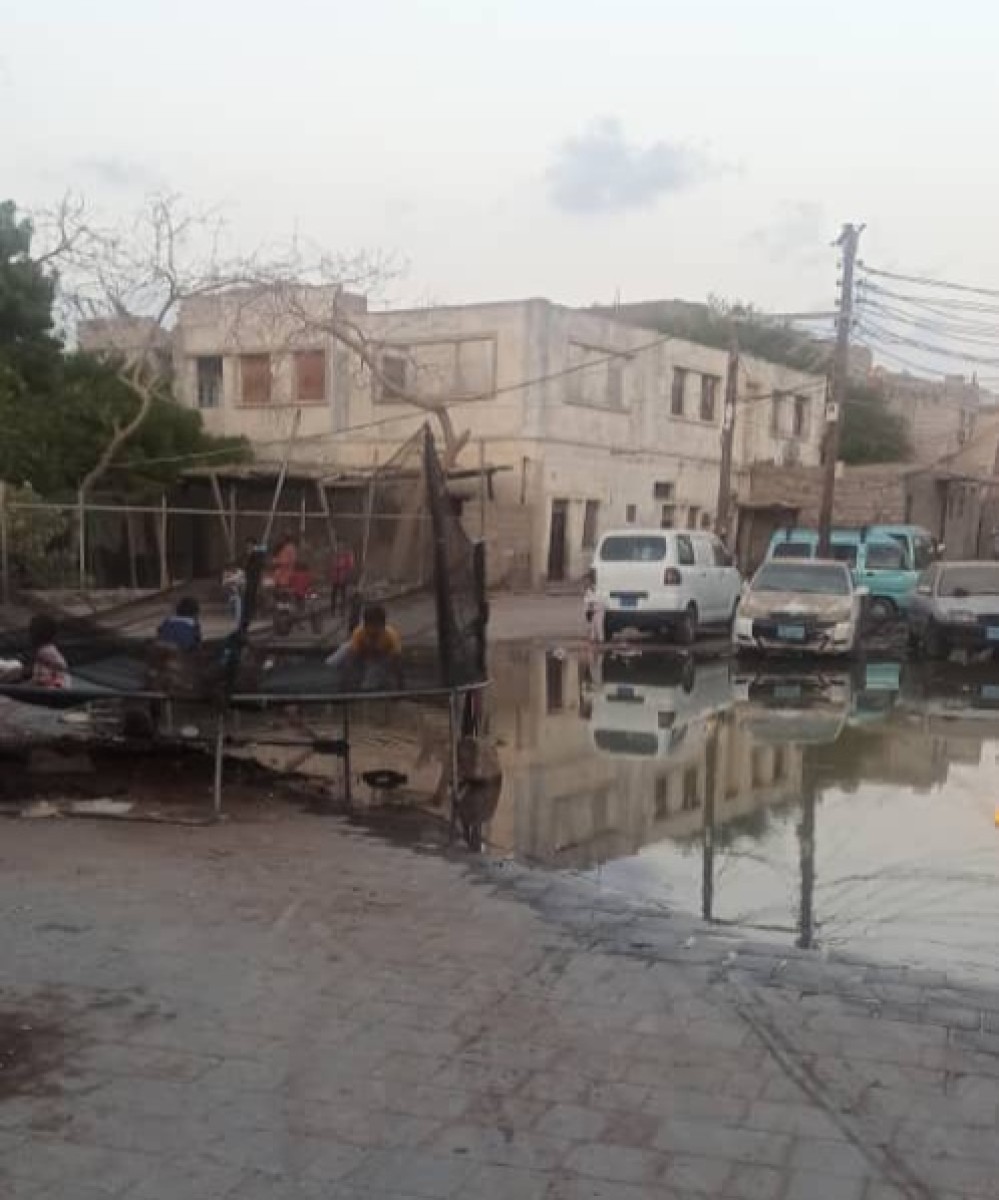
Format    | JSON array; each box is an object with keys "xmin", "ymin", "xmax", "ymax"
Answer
[{"xmin": 765, "ymin": 525, "xmax": 938, "ymax": 620}]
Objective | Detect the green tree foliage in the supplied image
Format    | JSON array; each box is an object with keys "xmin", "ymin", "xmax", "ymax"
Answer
[
  {"xmin": 0, "ymin": 200, "xmax": 62, "ymax": 394},
  {"xmin": 602, "ymin": 296, "xmax": 912, "ymax": 464},
  {"xmin": 0, "ymin": 199, "xmax": 248, "ymax": 498},
  {"xmin": 839, "ymin": 382, "xmax": 913, "ymax": 465}
]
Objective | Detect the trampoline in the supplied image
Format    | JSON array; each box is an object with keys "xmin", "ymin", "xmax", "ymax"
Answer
[{"xmin": 0, "ymin": 427, "xmax": 490, "ymax": 819}]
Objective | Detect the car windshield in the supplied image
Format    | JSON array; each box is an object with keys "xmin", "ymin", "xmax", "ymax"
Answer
[
  {"xmin": 829, "ymin": 543, "xmax": 859, "ymax": 566},
  {"xmin": 938, "ymin": 565, "xmax": 999, "ymax": 598},
  {"xmin": 752, "ymin": 562, "xmax": 851, "ymax": 596},
  {"xmin": 913, "ymin": 536, "xmax": 936, "ymax": 570},
  {"xmin": 772, "ymin": 542, "xmax": 813, "ymax": 560},
  {"xmin": 865, "ymin": 541, "xmax": 906, "ymax": 569},
  {"xmin": 599, "ymin": 536, "xmax": 667, "ymax": 563}
]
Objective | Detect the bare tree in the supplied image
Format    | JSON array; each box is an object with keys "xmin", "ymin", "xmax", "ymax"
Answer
[{"xmin": 39, "ymin": 193, "xmax": 486, "ymax": 491}]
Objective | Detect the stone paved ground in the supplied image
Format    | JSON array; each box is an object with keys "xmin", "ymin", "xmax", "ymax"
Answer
[{"xmin": 2, "ymin": 810, "xmax": 999, "ymax": 1199}]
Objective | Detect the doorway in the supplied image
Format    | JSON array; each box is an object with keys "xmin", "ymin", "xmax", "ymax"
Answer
[{"xmin": 547, "ymin": 498, "xmax": 569, "ymax": 582}]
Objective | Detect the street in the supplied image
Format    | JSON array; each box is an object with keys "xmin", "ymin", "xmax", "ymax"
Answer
[{"xmin": 3, "ymin": 800, "xmax": 999, "ymax": 1199}]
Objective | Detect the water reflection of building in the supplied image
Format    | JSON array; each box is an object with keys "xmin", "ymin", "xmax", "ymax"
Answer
[{"xmin": 487, "ymin": 649, "xmax": 804, "ymax": 869}]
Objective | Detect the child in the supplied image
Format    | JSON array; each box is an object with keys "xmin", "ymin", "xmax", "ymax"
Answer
[
  {"xmin": 157, "ymin": 596, "xmax": 203, "ymax": 652},
  {"xmin": 28, "ymin": 614, "xmax": 70, "ymax": 689},
  {"xmin": 325, "ymin": 603, "xmax": 403, "ymax": 691}
]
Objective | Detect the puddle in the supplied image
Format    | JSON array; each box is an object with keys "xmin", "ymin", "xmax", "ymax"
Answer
[{"xmin": 484, "ymin": 645, "xmax": 999, "ymax": 980}]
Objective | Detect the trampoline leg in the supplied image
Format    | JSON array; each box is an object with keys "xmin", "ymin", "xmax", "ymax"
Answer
[
  {"xmin": 213, "ymin": 714, "xmax": 225, "ymax": 818},
  {"xmin": 448, "ymin": 691, "xmax": 459, "ymax": 843},
  {"xmin": 342, "ymin": 705, "xmax": 352, "ymax": 806}
]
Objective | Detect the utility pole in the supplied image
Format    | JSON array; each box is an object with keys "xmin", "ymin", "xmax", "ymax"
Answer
[
  {"xmin": 818, "ymin": 223, "xmax": 863, "ymax": 556},
  {"xmin": 715, "ymin": 331, "xmax": 739, "ymax": 543}
]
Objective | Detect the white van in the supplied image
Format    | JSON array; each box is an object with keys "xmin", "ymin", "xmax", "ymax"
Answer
[{"xmin": 589, "ymin": 529, "xmax": 742, "ymax": 643}]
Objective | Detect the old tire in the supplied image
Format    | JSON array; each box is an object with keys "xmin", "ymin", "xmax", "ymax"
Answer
[
  {"xmin": 924, "ymin": 621, "xmax": 949, "ymax": 661},
  {"xmin": 868, "ymin": 596, "xmax": 896, "ymax": 624},
  {"xmin": 675, "ymin": 603, "xmax": 698, "ymax": 646}
]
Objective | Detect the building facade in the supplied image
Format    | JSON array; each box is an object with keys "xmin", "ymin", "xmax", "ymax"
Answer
[{"xmin": 170, "ymin": 292, "xmax": 826, "ymax": 587}]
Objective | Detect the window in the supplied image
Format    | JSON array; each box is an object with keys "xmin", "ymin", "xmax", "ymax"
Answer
[
  {"xmin": 295, "ymin": 350, "xmax": 326, "ymax": 402},
  {"xmin": 865, "ymin": 541, "xmax": 905, "ymax": 570},
  {"xmin": 700, "ymin": 511, "xmax": 713, "ymax": 530},
  {"xmin": 772, "ymin": 542, "xmax": 813, "ymax": 560},
  {"xmin": 676, "ymin": 535, "xmax": 695, "ymax": 565},
  {"xmin": 711, "ymin": 538, "xmax": 733, "ymax": 567},
  {"xmin": 625, "ymin": 504, "xmax": 637, "ymax": 525},
  {"xmin": 792, "ymin": 395, "xmax": 810, "ymax": 438},
  {"xmin": 653, "ymin": 481, "xmax": 675, "ymax": 501},
  {"xmin": 913, "ymin": 536, "xmax": 936, "ymax": 570},
  {"xmin": 830, "ymin": 543, "xmax": 859, "ymax": 566},
  {"xmin": 196, "ymin": 356, "xmax": 222, "ymax": 409},
  {"xmin": 607, "ymin": 360, "xmax": 623, "ymax": 408},
  {"xmin": 240, "ymin": 354, "xmax": 271, "ymax": 406},
  {"xmin": 566, "ymin": 341, "xmax": 625, "ymax": 408},
  {"xmin": 700, "ymin": 375, "xmax": 720, "ymax": 422},
  {"xmin": 686, "ymin": 506, "xmax": 700, "ymax": 529},
  {"xmin": 582, "ymin": 500, "xmax": 600, "ymax": 550},
  {"xmin": 380, "ymin": 353, "xmax": 409, "ymax": 400},
  {"xmin": 671, "ymin": 367, "xmax": 687, "ymax": 416},
  {"xmin": 771, "ymin": 391, "xmax": 785, "ymax": 436},
  {"xmin": 682, "ymin": 766, "xmax": 700, "ymax": 812},
  {"xmin": 599, "ymin": 535, "xmax": 667, "ymax": 563},
  {"xmin": 654, "ymin": 776, "xmax": 670, "ymax": 821},
  {"xmin": 661, "ymin": 505, "xmax": 676, "ymax": 529},
  {"xmin": 545, "ymin": 652, "xmax": 565, "ymax": 712}
]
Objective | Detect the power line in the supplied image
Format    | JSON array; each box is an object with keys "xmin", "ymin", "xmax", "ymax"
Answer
[
  {"xmin": 857, "ymin": 300, "xmax": 999, "ymax": 349},
  {"xmin": 859, "ymin": 262, "xmax": 999, "ymax": 303},
  {"xmin": 858, "ymin": 280, "xmax": 999, "ymax": 319}
]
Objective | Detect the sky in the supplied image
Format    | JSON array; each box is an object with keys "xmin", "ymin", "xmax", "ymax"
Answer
[{"xmin": 7, "ymin": 0, "xmax": 999, "ymax": 330}]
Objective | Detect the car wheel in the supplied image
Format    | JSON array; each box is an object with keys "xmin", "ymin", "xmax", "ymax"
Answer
[
  {"xmin": 924, "ymin": 621, "xmax": 949, "ymax": 661},
  {"xmin": 675, "ymin": 603, "xmax": 698, "ymax": 646},
  {"xmin": 868, "ymin": 596, "xmax": 896, "ymax": 623}
]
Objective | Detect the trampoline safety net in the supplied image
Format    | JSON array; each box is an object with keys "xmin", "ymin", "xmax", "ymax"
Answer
[{"xmin": 0, "ymin": 425, "xmax": 488, "ymax": 705}]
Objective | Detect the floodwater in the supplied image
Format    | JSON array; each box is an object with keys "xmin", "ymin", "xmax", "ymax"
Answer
[{"xmin": 486, "ymin": 645, "xmax": 999, "ymax": 980}]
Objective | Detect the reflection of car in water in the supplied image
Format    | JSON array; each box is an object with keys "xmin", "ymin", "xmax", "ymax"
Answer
[
  {"xmin": 899, "ymin": 661, "xmax": 999, "ymax": 740},
  {"xmin": 587, "ymin": 652, "xmax": 733, "ymax": 758},
  {"xmin": 849, "ymin": 660, "xmax": 902, "ymax": 726},
  {"xmin": 732, "ymin": 663, "xmax": 854, "ymax": 745}
]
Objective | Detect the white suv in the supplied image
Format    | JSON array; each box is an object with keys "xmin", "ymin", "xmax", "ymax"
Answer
[{"xmin": 588, "ymin": 529, "xmax": 742, "ymax": 643}]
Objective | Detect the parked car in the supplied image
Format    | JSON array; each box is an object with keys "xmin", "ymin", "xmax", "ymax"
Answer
[
  {"xmin": 907, "ymin": 561, "xmax": 999, "ymax": 659},
  {"xmin": 766, "ymin": 527, "xmax": 916, "ymax": 620},
  {"xmin": 588, "ymin": 529, "xmax": 742, "ymax": 644},
  {"xmin": 733, "ymin": 559, "xmax": 865, "ymax": 658}
]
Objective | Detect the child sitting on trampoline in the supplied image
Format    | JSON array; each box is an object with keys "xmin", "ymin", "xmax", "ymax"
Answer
[
  {"xmin": 157, "ymin": 597, "xmax": 203, "ymax": 652},
  {"xmin": 27, "ymin": 615, "xmax": 70, "ymax": 689},
  {"xmin": 325, "ymin": 603, "xmax": 403, "ymax": 691}
]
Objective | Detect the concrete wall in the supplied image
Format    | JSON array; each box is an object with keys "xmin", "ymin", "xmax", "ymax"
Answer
[
  {"xmin": 171, "ymin": 292, "xmax": 825, "ymax": 587},
  {"xmin": 879, "ymin": 374, "xmax": 981, "ymax": 465}
]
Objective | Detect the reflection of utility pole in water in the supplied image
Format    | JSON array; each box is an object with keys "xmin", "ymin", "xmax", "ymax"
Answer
[
  {"xmin": 796, "ymin": 763, "xmax": 818, "ymax": 949},
  {"xmin": 701, "ymin": 718, "xmax": 721, "ymax": 922}
]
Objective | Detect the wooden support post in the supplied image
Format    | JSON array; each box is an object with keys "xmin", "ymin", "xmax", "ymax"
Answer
[
  {"xmin": 0, "ymin": 482, "xmax": 9, "ymax": 604},
  {"xmin": 210, "ymin": 472, "xmax": 235, "ymax": 560},
  {"xmin": 478, "ymin": 440, "xmax": 487, "ymax": 540},
  {"xmin": 125, "ymin": 507, "xmax": 139, "ymax": 589},
  {"xmin": 263, "ymin": 408, "xmax": 303, "ymax": 547},
  {"xmin": 77, "ymin": 491, "xmax": 86, "ymax": 592},
  {"xmin": 0, "ymin": 482, "xmax": 9, "ymax": 606},
  {"xmin": 158, "ymin": 494, "xmax": 169, "ymax": 589}
]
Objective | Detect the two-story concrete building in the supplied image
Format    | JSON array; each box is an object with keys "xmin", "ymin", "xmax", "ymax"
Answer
[{"xmin": 169, "ymin": 289, "xmax": 825, "ymax": 587}]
